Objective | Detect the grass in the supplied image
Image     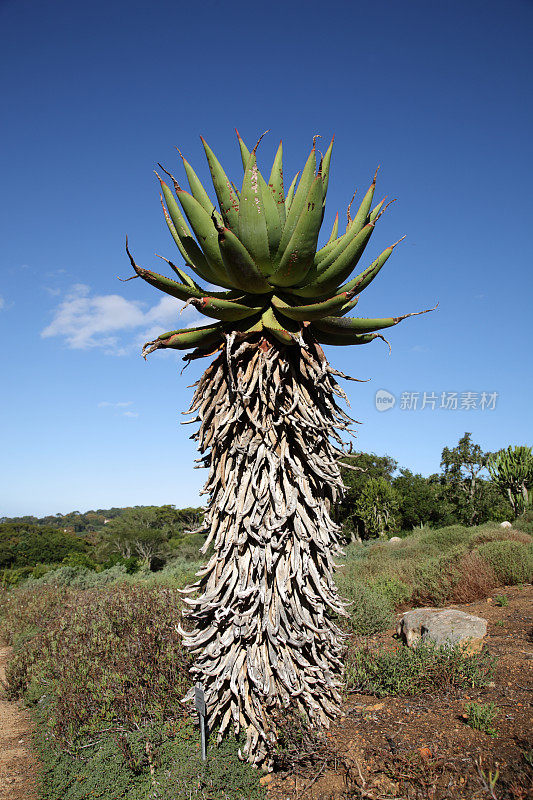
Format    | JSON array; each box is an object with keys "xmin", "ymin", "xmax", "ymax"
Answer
[
  {"xmin": 344, "ymin": 640, "xmax": 495, "ymax": 697},
  {"xmin": 464, "ymin": 701, "xmax": 500, "ymax": 737}
]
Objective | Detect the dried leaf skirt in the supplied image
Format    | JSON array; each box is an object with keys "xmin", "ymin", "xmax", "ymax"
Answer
[{"xmin": 179, "ymin": 334, "xmax": 352, "ymax": 766}]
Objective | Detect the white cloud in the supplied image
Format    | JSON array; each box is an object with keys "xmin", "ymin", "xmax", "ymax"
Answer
[
  {"xmin": 98, "ymin": 400, "xmax": 139, "ymax": 418},
  {"xmin": 41, "ymin": 284, "xmax": 202, "ymax": 354}
]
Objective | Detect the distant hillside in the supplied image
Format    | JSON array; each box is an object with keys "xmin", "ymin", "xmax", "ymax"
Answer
[{"xmin": 1, "ymin": 507, "xmax": 139, "ymax": 533}]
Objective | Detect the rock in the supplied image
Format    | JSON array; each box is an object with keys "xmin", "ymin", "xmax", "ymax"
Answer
[
  {"xmin": 388, "ymin": 536, "xmax": 402, "ymax": 544},
  {"xmin": 397, "ymin": 608, "xmax": 487, "ymax": 653},
  {"xmin": 259, "ymin": 774, "xmax": 273, "ymax": 785},
  {"xmin": 500, "ymin": 521, "xmax": 512, "ymax": 528}
]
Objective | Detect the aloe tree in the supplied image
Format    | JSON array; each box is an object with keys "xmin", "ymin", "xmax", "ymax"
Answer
[
  {"xmin": 126, "ymin": 132, "xmax": 432, "ymax": 765},
  {"xmin": 487, "ymin": 445, "xmax": 533, "ymax": 518}
]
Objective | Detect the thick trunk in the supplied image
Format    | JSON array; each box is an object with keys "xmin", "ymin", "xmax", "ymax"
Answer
[{"xmin": 179, "ymin": 333, "xmax": 353, "ymax": 766}]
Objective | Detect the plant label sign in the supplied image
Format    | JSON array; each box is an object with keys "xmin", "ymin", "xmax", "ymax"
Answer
[{"xmin": 194, "ymin": 684, "xmax": 207, "ymax": 761}]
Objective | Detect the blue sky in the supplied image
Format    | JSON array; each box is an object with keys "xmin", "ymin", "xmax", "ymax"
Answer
[{"xmin": 1, "ymin": 0, "xmax": 532, "ymax": 517}]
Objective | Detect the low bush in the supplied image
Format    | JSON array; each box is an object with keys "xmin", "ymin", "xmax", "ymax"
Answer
[
  {"xmin": 35, "ymin": 720, "xmax": 264, "ymax": 800},
  {"xmin": 22, "ymin": 564, "xmax": 130, "ymax": 589},
  {"xmin": 344, "ymin": 641, "xmax": 495, "ymax": 697},
  {"xmin": 4, "ymin": 585, "xmax": 191, "ymax": 738},
  {"xmin": 335, "ymin": 523, "xmax": 532, "ymax": 622},
  {"xmin": 514, "ymin": 509, "xmax": 533, "ymax": 535},
  {"xmin": 335, "ymin": 578, "xmax": 394, "ymax": 634},
  {"xmin": 10, "ymin": 557, "xmax": 205, "ymax": 592},
  {"xmin": 449, "ymin": 551, "xmax": 498, "ymax": 603},
  {"xmin": 2, "ymin": 583, "xmax": 264, "ymax": 800},
  {"xmin": 478, "ymin": 540, "xmax": 533, "ymax": 585},
  {"xmin": 270, "ymin": 709, "xmax": 338, "ymax": 774},
  {"xmin": 0, "ymin": 584, "xmax": 72, "ymax": 646},
  {"xmin": 472, "ymin": 527, "xmax": 532, "ymax": 546},
  {"xmin": 494, "ymin": 594, "xmax": 509, "ymax": 607},
  {"xmin": 464, "ymin": 701, "xmax": 500, "ymax": 737}
]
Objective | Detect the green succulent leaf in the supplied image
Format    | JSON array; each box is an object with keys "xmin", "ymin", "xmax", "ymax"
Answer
[
  {"xmin": 347, "ymin": 168, "xmax": 378, "ymax": 233},
  {"xmin": 190, "ymin": 294, "xmax": 265, "ymax": 322},
  {"xmin": 177, "ymin": 150, "xmax": 216, "ymax": 216},
  {"xmin": 268, "ymin": 140, "xmax": 286, "ymax": 227},
  {"xmin": 270, "ymin": 176, "xmax": 324, "ymax": 287},
  {"xmin": 143, "ymin": 323, "xmax": 223, "ymax": 355},
  {"xmin": 176, "ymin": 188, "xmax": 234, "ymax": 288},
  {"xmin": 272, "ymin": 290, "xmax": 355, "ymax": 321},
  {"xmin": 284, "ymin": 172, "xmax": 299, "ymax": 213},
  {"xmin": 238, "ymin": 149, "xmax": 272, "ymax": 274},
  {"xmin": 309, "ymin": 327, "xmax": 388, "ymax": 347},
  {"xmin": 201, "ymin": 137, "xmax": 240, "ymax": 230},
  {"xmin": 319, "ymin": 136, "xmax": 334, "ymax": 204},
  {"xmin": 326, "ymin": 213, "xmax": 339, "ymax": 244},
  {"xmin": 277, "ymin": 145, "xmax": 316, "ymax": 258},
  {"xmin": 217, "ymin": 226, "xmax": 272, "ymax": 294}
]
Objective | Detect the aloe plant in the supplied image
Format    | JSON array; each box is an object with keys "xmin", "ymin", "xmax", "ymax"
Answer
[{"xmin": 126, "ymin": 132, "xmax": 432, "ymax": 766}]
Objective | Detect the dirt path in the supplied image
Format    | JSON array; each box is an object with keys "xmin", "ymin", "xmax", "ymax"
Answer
[{"xmin": 0, "ymin": 647, "xmax": 39, "ymax": 800}]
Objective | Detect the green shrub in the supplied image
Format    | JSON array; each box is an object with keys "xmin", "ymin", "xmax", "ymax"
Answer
[
  {"xmin": 0, "ymin": 584, "xmax": 73, "ymax": 645},
  {"xmin": 494, "ymin": 594, "xmax": 509, "ymax": 607},
  {"xmin": 335, "ymin": 578, "xmax": 394, "ymax": 634},
  {"xmin": 0, "ymin": 522, "xmax": 89, "ymax": 569},
  {"xmin": 168, "ymin": 532, "xmax": 206, "ymax": 561},
  {"xmin": 472, "ymin": 527, "xmax": 532, "ymax": 546},
  {"xmin": 370, "ymin": 576, "xmax": 411, "ymax": 606},
  {"xmin": 336, "ymin": 524, "xmax": 532, "ymax": 613},
  {"xmin": 4, "ymin": 585, "xmax": 191, "ymax": 738},
  {"xmin": 478, "ymin": 541, "xmax": 533, "ymax": 585},
  {"xmin": 138, "ymin": 557, "xmax": 204, "ymax": 588},
  {"xmin": 21, "ymin": 564, "xmax": 131, "ymax": 589},
  {"xmin": 34, "ymin": 719, "xmax": 264, "ymax": 800},
  {"xmin": 0, "ymin": 566, "xmax": 34, "ymax": 585},
  {"xmin": 514, "ymin": 509, "xmax": 533, "ymax": 535},
  {"xmin": 345, "ymin": 641, "xmax": 495, "ymax": 697},
  {"xmin": 2, "ymin": 582, "xmax": 263, "ymax": 800},
  {"xmin": 464, "ymin": 701, "xmax": 500, "ymax": 737}
]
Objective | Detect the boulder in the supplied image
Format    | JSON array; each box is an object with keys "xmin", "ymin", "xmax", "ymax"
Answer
[
  {"xmin": 500, "ymin": 521, "xmax": 512, "ymax": 528},
  {"xmin": 388, "ymin": 536, "xmax": 402, "ymax": 545},
  {"xmin": 397, "ymin": 608, "xmax": 487, "ymax": 654}
]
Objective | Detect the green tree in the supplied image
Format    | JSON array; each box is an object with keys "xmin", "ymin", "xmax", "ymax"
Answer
[
  {"xmin": 338, "ymin": 452, "xmax": 398, "ymax": 539},
  {"xmin": 440, "ymin": 433, "xmax": 490, "ymax": 525},
  {"xmin": 99, "ymin": 507, "xmax": 169, "ymax": 569},
  {"xmin": 0, "ymin": 523, "xmax": 88, "ymax": 569},
  {"xmin": 354, "ymin": 477, "xmax": 399, "ymax": 539},
  {"xmin": 487, "ymin": 445, "xmax": 533, "ymax": 518},
  {"xmin": 98, "ymin": 505, "xmax": 205, "ymax": 569},
  {"xmin": 393, "ymin": 469, "xmax": 448, "ymax": 530}
]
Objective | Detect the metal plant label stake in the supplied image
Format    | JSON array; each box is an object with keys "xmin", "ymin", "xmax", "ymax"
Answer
[{"xmin": 194, "ymin": 684, "xmax": 207, "ymax": 761}]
